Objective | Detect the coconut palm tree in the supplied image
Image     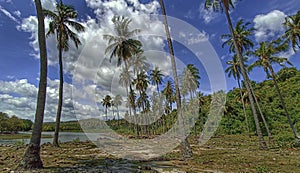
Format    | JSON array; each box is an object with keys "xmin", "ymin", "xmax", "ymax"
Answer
[
  {"xmin": 225, "ymin": 55, "xmax": 251, "ymax": 136},
  {"xmin": 163, "ymin": 80, "xmax": 175, "ymax": 114},
  {"xmin": 119, "ymin": 67, "xmax": 133, "ymax": 116},
  {"xmin": 129, "ymin": 48, "xmax": 150, "ymax": 75},
  {"xmin": 101, "ymin": 95, "xmax": 112, "ymax": 121},
  {"xmin": 205, "ymin": 0, "xmax": 267, "ymax": 149},
  {"xmin": 43, "ymin": 0, "xmax": 85, "ymax": 147},
  {"xmin": 17, "ymin": 0, "xmax": 48, "ymax": 169},
  {"xmin": 159, "ymin": 0, "xmax": 193, "ymax": 158},
  {"xmin": 180, "ymin": 64, "xmax": 200, "ymax": 100},
  {"xmin": 150, "ymin": 66, "xmax": 164, "ymax": 93},
  {"xmin": 221, "ymin": 19, "xmax": 255, "ymax": 53},
  {"xmin": 104, "ymin": 16, "xmax": 142, "ymax": 69},
  {"xmin": 283, "ymin": 10, "xmax": 300, "ymax": 52},
  {"xmin": 114, "ymin": 95, "xmax": 122, "ymax": 124},
  {"xmin": 133, "ymin": 71, "xmax": 150, "ymax": 112},
  {"xmin": 250, "ymin": 40, "xmax": 300, "ymax": 140}
]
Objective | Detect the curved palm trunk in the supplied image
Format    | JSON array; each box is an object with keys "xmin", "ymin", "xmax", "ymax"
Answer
[
  {"xmin": 248, "ymin": 81, "xmax": 273, "ymax": 143},
  {"xmin": 53, "ymin": 33, "xmax": 64, "ymax": 147},
  {"xmin": 223, "ymin": 1, "xmax": 267, "ymax": 149},
  {"xmin": 160, "ymin": 0, "xmax": 193, "ymax": 158},
  {"xmin": 17, "ymin": 0, "xmax": 47, "ymax": 169},
  {"xmin": 237, "ymin": 80, "xmax": 251, "ymax": 137},
  {"xmin": 269, "ymin": 65, "xmax": 300, "ymax": 140}
]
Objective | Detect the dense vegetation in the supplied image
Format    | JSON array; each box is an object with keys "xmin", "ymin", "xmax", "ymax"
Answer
[
  {"xmin": 0, "ymin": 112, "xmax": 33, "ymax": 133},
  {"xmin": 10, "ymin": 67, "xmax": 298, "ymax": 142}
]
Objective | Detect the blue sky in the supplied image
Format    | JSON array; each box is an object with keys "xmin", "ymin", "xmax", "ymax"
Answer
[{"xmin": 0, "ymin": 0, "xmax": 299, "ymax": 121}]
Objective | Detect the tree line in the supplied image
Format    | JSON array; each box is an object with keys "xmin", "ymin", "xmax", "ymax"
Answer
[{"xmin": 0, "ymin": 112, "xmax": 33, "ymax": 133}]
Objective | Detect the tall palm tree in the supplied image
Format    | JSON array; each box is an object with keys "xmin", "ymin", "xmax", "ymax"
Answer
[
  {"xmin": 150, "ymin": 66, "xmax": 164, "ymax": 93},
  {"xmin": 101, "ymin": 95, "xmax": 112, "ymax": 121},
  {"xmin": 283, "ymin": 10, "xmax": 300, "ymax": 52},
  {"xmin": 17, "ymin": 0, "xmax": 48, "ymax": 169},
  {"xmin": 104, "ymin": 16, "xmax": 142, "ymax": 69},
  {"xmin": 114, "ymin": 95, "xmax": 123, "ymax": 124},
  {"xmin": 205, "ymin": 0, "xmax": 267, "ymax": 149},
  {"xmin": 180, "ymin": 64, "xmax": 200, "ymax": 100},
  {"xmin": 160, "ymin": 0, "xmax": 193, "ymax": 158},
  {"xmin": 43, "ymin": 0, "xmax": 85, "ymax": 147},
  {"xmin": 250, "ymin": 40, "xmax": 300, "ymax": 140},
  {"xmin": 225, "ymin": 55, "xmax": 251, "ymax": 136}
]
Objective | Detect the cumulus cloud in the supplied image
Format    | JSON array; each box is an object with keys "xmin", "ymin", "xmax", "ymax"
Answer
[{"xmin": 253, "ymin": 10, "xmax": 286, "ymax": 42}]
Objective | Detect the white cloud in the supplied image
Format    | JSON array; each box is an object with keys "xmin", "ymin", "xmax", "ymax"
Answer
[
  {"xmin": 198, "ymin": 3, "xmax": 218, "ymax": 24},
  {"xmin": 13, "ymin": 10, "xmax": 21, "ymax": 17},
  {"xmin": 253, "ymin": 10, "xmax": 286, "ymax": 42},
  {"xmin": 0, "ymin": 5, "xmax": 20, "ymax": 23}
]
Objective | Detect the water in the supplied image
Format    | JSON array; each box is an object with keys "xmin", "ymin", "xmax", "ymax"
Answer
[{"xmin": 0, "ymin": 132, "xmax": 97, "ymax": 145}]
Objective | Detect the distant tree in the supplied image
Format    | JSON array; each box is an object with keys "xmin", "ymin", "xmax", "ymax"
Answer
[
  {"xmin": 101, "ymin": 95, "xmax": 112, "ymax": 121},
  {"xmin": 150, "ymin": 66, "xmax": 164, "ymax": 93},
  {"xmin": 180, "ymin": 64, "xmax": 200, "ymax": 99},
  {"xmin": 113, "ymin": 95, "xmax": 123, "ymax": 124}
]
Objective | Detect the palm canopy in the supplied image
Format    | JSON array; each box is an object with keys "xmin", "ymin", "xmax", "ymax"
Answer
[
  {"xmin": 205, "ymin": 0, "xmax": 235, "ymax": 12},
  {"xmin": 104, "ymin": 16, "xmax": 142, "ymax": 67},
  {"xmin": 133, "ymin": 71, "xmax": 150, "ymax": 93},
  {"xmin": 180, "ymin": 64, "xmax": 200, "ymax": 97},
  {"xmin": 225, "ymin": 54, "xmax": 248, "ymax": 81},
  {"xmin": 221, "ymin": 19, "xmax": 255, "ymax": 53},
  {"xmin": 101, "ymin": 95, "xmax": 112, "ymax": 108},
  {"xmin": 283, "ymin": 10, "xmax": 300, "ymax": 52},
  {"xmin": 249, "ymin": 40, "xmax": 293, "ymax": 77},
  {"xmin": 129, "ymin": 48, "xmax": 150, "ymax": 74},
  {"xmin": 43, "ymin": 0, "xmax": 85, "ymax": 51},
  {"xmin": 150, "ymin": 66, "xmax": 164, "ymax": 93}
]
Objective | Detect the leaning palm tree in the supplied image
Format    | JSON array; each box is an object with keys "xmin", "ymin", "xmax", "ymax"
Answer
[
  {"xmin": 101, "ymin": 95, "xmax": 112, "ymax": 121},
  {"xmin": 283, "ymin": 10, "xmax": 300, "ymax": 52},
  {"xmin": 160, "ymin": 0, "xmax": 193, "ymax": 157},
  {"xmin": 17, "ymin": 0, "xmax": 48, "ymax": 169},
  {"xmin": 250, "ymin": 40, "xmax": 300, "ymax": 140},
  {"xmin": 150, "ymin": 66, "xmax": 164, "ymax": 93},
  {"xmin": 205, "ymin": 0, "xmax": 267, "ymax": 149},
  {"xmin": 43, "ymin": 0, "xmax": 85, "ymax": 147}
]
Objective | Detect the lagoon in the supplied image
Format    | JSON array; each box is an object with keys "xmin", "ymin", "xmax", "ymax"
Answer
[{"xmin": 0, "ymin": 132, "xmax": 96, "ymax": 145}]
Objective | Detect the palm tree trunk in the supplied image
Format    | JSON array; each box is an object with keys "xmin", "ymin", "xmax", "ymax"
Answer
[
  {"xmin": 17, "ymin": 0, "xmax": 47, "ymax": 169},
  {"xmin": 248, "ymin": 81, "xmax": 273, "ymax": 143},
  {"xmin": 223, "ymin": 1, "xmax": 267, "ymax": 149},
  {"xmin": 269, "ymin": 65, "xmax": 300, "ymax": 140},
  {"xmin": 238, "ymin": 80, "xmax": 251, "ymax": 137},
  {"xmin": 160, "ymin": 0, "xmax": 193, "ymax": 158},
  {"xmin": 53, "ymin": 33, "xmax": 64, "ymax": 147}
]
